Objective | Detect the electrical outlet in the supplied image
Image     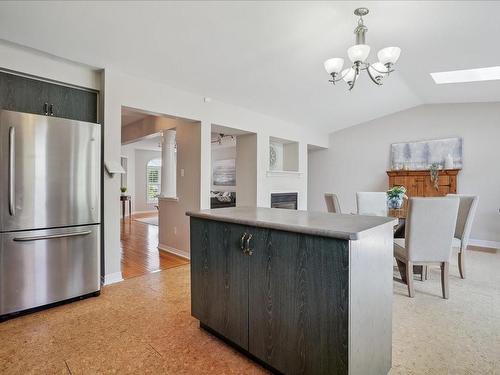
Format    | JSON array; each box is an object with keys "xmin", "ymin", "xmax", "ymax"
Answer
[
  {"xmin": 181, "ymin": 168, "xmax": 185, "ymax": 177},
  {"xmin": 174, "ymin": 226, "xmax": 177, "ymax": 235}
]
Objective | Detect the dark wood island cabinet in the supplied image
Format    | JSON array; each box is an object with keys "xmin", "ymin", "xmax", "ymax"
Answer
[{"xmin": 188, "ymin": 207, "xmax": 396, "ymax": 375}]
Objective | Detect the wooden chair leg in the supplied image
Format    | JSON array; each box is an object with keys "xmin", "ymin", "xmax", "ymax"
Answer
[
  {"xmin": 458, "ymin": 250, "xmax": 466, "ymax": 279},
  {"xmin": 441, "ymin": 262, "xmax": 449, "ymax": 299},
  {"xmin": 396, "ymin": 259, "xmax": 407, "ymax": 283},
  {"xmin": 406, "ymin": 261, "xmax": 415, "ymax": 298}
]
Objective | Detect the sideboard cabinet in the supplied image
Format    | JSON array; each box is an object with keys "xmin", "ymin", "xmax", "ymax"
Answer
[{"xmin": 387, "ymin": 169, "xmax": 460, "ymax": 198}]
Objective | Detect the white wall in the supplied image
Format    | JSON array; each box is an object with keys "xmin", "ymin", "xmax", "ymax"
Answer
[
  {"xmin": 308, "ymin": 103, "xmax": 500, "ymax": 245},
  {"xmin": 0, "ymin": 40, "xmax": 100, "ymax": 90}
]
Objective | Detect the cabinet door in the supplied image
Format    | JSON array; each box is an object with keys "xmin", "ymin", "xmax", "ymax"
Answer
[
  {"xmin": 248, "ymin": 229, "xmax": 349, "ymax": 375},
  {"xmin": 0, "ymin": 72, "xmax": 49, "ymax": 115},
  {"xmin": 47, "ymin": 83, "xmax": 98, "ymax": 123},
  {"xmin": 190, "ymin": 218, "xmax": 249, "ymax": 350},
  {"xmin": 406, "ymin": 176, "xmax": 424, "ymax": 197}
]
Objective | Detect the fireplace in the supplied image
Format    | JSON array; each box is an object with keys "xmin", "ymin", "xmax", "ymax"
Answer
[{"xmin": 270, "ymin": 193, "xmax": 298, "ymax": 210}]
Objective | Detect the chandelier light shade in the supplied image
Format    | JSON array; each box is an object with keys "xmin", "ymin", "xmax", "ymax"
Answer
[
  {"xmin": 342, "ymin": 68, "xmax": 356, "ymax": 83},
  {"xmin": 324, "ymin": 58, "xmax": 344, "ymax": 74},
  {"xmin": 377, "ymin": 47, "xmax": 401, "ymax": 65},
  {"xmin": 347, "ymin": 44, "xmax": 371, "ymax": 63},
  {"xmin": 324, "ymin": 8, "xmax": 401, "ymax": 90}
]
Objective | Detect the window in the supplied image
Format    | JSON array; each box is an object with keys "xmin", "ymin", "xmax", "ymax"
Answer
[{"xmin": 146, "ymin": 158, "xmax": 161, "ymax": 204}]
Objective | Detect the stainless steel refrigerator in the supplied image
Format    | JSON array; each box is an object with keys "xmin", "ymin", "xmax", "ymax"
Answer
[{"xmin": 0, "ymin": 110, "xmax": 101, "ymax": 317}]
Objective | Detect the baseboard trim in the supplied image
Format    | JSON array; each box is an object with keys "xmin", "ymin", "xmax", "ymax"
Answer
[
  {"xmin": 131, "ymin": 210, "xmax": 157, "ymax": 215},
  {"xmin": 158, "ymin": 244, "xmax": 190, "ymax": 260},
  {"xmin": 103, "ymin": 272, "xmax": 124, "ymax": 285},
  {"xmin": 469, "ymin": 239, "xmax": 500, "ymax": 249}
]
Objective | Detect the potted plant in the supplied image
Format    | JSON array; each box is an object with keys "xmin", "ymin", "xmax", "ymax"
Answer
[
  {"xmin": 387, "ymin": 186, "xmax": 407, "ymax": 209},
  {"xmin": 120, "ymin": 186, "xmax": 127, "ymax": 195},
  {"xmin": 429, "ymin": 163, "xmax": 442, "ymax": 190}
]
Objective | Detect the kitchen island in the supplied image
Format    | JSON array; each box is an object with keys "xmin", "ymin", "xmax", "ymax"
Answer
[{"xmin": 187, "ymin": 207, "xmax": 396, "ymax": 375}]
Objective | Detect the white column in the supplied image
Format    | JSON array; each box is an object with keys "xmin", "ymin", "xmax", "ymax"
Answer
[
  {"xmin": 160, "ymin": 129, "xmax": 177, "ymax": 198},
  {"xmin": 199, "ymin": 120, "xmax": 212, "ymax": 209}
]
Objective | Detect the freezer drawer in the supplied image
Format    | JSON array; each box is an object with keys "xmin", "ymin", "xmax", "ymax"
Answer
[
  {"xmin": 0, "ymin": 110, "xmax": 101, "ymax": 232},
  {"xmin": 0, "ymin": 225, "xmax": 100, "ymax": 315}
]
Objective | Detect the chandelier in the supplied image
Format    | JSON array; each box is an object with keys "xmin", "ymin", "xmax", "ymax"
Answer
[{"xmin": 324, "ymin": 8, "xmax": 401, "ymax": 90}]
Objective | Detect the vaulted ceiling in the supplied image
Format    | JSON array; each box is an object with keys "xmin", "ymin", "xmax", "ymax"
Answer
[{"xmin": 0, "ymin": 1, "xmax": 499, "ymax": 133}]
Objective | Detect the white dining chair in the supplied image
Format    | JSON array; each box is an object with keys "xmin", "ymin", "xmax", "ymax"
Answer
[
  {"xmin": 356, "ymin": 192, "xmax": 388, "ymax": 216},
  {"xmin": 447, "ymin": 194, "xmax": 479, "ymax": 279},
  {"xmin": 394, "ymin": 197, "xmax": 459, "ymax": 299},
  {"xmin": 324, "ymin": 193, "xmax": 341, "ymax": 213}
]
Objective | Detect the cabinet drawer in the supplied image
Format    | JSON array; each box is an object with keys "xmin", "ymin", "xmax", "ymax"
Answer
[{"xmin": 0, "ymin": 224, "xmax": 100, "ymax": 315}]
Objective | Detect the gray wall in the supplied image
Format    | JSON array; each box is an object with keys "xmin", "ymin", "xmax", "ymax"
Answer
[
  {"xmin": 159, "ymin": 122, "xmax": 201, "ymax": 257},
  {"xmin": 308, "ymin": 103, "xmax": 500, "ymax": 244},
  {"xmin": 236, "ymin": 133, "xmax": 257, "ymax": 206}
]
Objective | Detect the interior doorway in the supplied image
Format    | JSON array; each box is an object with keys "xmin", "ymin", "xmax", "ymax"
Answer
[{"xmin": 119, "ymin": 107, "xmax": 189, "ymax": 279}]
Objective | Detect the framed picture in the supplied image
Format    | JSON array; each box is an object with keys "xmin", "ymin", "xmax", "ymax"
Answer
[
  {"xmin": 212, "ymin": 158, "xmax": 236, "ymax": 186},
  {"xmin": 391, "ymin": 137, "xmax": 463, "ymax": 170}
]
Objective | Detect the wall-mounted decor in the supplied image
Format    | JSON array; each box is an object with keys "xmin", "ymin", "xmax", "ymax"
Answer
[
  {"xmin": 391, "ymin": 137, "xmax": 463, "ymax": 170},
  {"xmin": 269, "ymin": 142, "xmax": 283, "ymax": 171},
  {"xmin": 212, "ymin": 158, "xmax": 236, "ymax": 186}
]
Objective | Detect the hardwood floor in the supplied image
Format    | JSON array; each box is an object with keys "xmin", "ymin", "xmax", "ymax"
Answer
[{"xmin": 120, "ymin": 213, "xmax": 189, "ymax": 279}]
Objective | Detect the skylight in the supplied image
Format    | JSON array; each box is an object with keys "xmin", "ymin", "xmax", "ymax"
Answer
[{"xmin": 431, "ymin": 66, "xmax": 500, "ymax": 84}]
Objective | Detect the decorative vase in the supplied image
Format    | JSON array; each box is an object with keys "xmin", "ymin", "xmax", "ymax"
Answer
[{"xmin": 387, "ymin": 196, "xmax": 404, "ymax": 209}]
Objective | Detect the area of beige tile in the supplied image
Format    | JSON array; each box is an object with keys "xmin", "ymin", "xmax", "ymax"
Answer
[{"xmin": 0, "ymin": 249, "xmax": 499, "ymax": 374}]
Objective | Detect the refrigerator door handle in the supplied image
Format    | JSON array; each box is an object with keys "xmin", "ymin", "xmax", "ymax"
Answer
[
  {"xmin": 13, "ymin": 230, "xmax": 92, "ymax": 242},
  {"xmin": 8, "ymin": 126, "xmax": 15, "ymax": 216}
]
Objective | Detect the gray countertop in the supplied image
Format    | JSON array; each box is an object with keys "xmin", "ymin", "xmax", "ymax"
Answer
[{"xmin": 186, "ymin": 207, "xmax": 397, "ymax": 240}]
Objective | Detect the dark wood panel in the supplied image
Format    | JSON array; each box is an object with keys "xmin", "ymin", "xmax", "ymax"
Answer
[
  {"xmin": 0, "ymin": 71, "xmax": 97, "ymax": 123},
  {"xmin": 0, "ymin": 72, "xmax": 49, "ymax": 115},
  {"xmin": 190, "ymin": 218, "xmax": 249, "ymax": 350},
  {"xmin": 47, "ymin": 81, "xmax": 97, "ymax": 123},
  {"xmin": 248, "ymin": 228, "xmax": 349, "ymax": 375}
]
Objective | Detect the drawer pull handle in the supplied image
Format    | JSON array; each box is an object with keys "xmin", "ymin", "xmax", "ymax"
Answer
[
  {"xmin": 13, "ymin": 230, "xmax": 92, "ymax": 242},
  {"xmin": 240, "ymin": 232, "xmax": 248, "ymax": 251},
  {"xmin": 245, "ymin": 233, "xmax": 253, "ymax": 256}
]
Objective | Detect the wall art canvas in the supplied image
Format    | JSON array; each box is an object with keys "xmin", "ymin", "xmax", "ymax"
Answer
[
  {"xmin": 212, "ymin": 158, "xmax": 236, "ymax": 186},
  {"xmin": 391, "ymin": 137, "xmax": 463, "ymax": 170}
]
